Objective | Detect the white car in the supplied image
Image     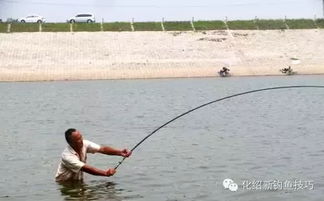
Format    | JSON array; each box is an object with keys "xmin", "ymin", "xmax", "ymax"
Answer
[
  {"xmin": 19, "ymin": 15, "xmax": 45, "ymax": 23},
  {"xmin": 69, "ymin": 13, "xmax": 95, "ymax": 23}
]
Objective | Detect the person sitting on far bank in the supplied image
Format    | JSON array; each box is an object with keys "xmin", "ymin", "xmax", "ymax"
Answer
[
  {"xmin": 222, "ymin": 67, "xmax": 230, "ymax": 72},
  {"xmin": 280, "ymin": 66, "xmax": 293, "ymax": 74},
  {"xmin": 219, "ymin": 66, "xmax": 230, "ymax": 77},
  {"xmin": 55, "ymin": 128, "xmax": 132, "ymax": 182}
]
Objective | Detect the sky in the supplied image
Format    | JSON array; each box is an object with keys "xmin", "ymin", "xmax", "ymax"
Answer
[{"xmin": 0, "ymin": 0, "xmax": 323, "ymax": 22}]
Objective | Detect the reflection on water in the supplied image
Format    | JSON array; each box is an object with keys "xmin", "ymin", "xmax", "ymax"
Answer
[
  {"xmin": 58, "ymin": 180, "xmax": 143, "ymax": 201},
  {"xmin": 58, "ymin": 181, "xmax": 123, "ymax": 201}
]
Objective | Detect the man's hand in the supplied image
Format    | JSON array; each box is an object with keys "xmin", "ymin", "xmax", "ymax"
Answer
[
  {"xmin": 106, "ymin": 168, "xmax": 116, "ymax": 177},
  {"xmin": 81, "ymin": 165, "xmax": 116, "ymax": 177},
  {"xmin": 120, "ymin": 149, "xmax": 132, "ymax": 157}
]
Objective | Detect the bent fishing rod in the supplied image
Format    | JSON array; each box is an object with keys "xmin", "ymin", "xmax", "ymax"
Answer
[{"xmin": 114, "ymin": 85, "xmax": 324, "ymax": 170}]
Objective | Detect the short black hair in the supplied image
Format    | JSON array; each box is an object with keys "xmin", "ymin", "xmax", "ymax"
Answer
[{"xmin": 65, "ymin": 128, "xmax": 76, "ymax": 145}]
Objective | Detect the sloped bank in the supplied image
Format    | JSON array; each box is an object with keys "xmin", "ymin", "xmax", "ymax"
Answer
[{"xmin": 0, "ymin": 29, "xmax": 324, "ymax": 81}]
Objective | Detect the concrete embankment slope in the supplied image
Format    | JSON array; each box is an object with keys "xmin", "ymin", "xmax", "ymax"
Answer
[{"xmin": 0, "ymin": 30, "xmax": 324, "ymax": 81}]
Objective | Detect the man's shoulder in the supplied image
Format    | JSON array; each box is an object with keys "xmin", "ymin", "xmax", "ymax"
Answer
[
  {"xmin": 83, "ymin": 139, "xmax": 101, "ymax": 153},
  {"xmin": 83, "ymin": 139, "xmax": 93, "ymax": 146}
]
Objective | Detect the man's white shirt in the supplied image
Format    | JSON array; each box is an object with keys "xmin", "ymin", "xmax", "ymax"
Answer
[{"xmin": 55, "ymin": 140, "xmax": 101, "ymax": 182}]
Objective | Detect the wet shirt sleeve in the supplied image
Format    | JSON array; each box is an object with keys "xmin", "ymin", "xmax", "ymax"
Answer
[
  {"xmin": 84, "ymin": 140, "xmax": 101, "ymax": 154},
  {"xmin": 61, "ymin": 153, "xmax": 85, "ymax": 173}
]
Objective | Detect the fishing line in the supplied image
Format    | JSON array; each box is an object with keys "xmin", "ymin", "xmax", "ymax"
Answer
[{"xmin": 114, "ymin": 85, "xmax": 324, "ymax": 169}]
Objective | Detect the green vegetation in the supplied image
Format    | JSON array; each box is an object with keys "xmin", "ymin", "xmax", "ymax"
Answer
[
  {"xmin": 0, "ymin": 23, "xmax": 7, "ymax": 32},
  {"xmin": 194, "ymin": 20, "xmax": 226, "ymax": 30},
  {"xmin": 227, "ymin": 20, "xmax": 256, "ymax": 30},
  {"xmin": 133, "ymin": 22, "xmax": 162, "ymax": 31},
  {"xmin": 315, "ymin": 19, "xmax": 324, "ymax": 28},
  {"xmin": 163, "ymin": 21, "xmax": 192, "ymax": 31},
  {"xmin": 286, "ymin": 19, "xmax": 316, "ymax": 29},
  {"xmin": 256, "ymin": 19, "xmax": 286, "ymax": 30},
  {"xmin": 10, "ymin": 23, "xmax": 40, "ymax": 32},
  {"xmin": 42, "ymin": 23, "xmax": 70, "ymax": 32},
  {"xmin": 103, "ymin": 22, "xmax": 131, "ymax": 31},
  {"xmin": 0, "ymin": 19, "xmax": 323, "ymax": 33},
  {"xmin": 73, "ymin": 23, "xmax": 101, "ymax": 32}
]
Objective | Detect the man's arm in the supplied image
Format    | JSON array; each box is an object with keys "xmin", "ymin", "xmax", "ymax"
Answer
[
  {"xmin": 98, "ymin": 146, "xmax": 132, "ymax": 157},
  {"xmin": 81, "ymin": 164, "xmax": 116, "ymax": 176}
]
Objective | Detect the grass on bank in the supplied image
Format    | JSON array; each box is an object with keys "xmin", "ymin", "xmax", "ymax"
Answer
[
  {"xmin": 194, "ymin": 20, "xmax": 226, "ymax": 30},
  {"xmin": 133, "ymin": 22, "xmax": 162, "ymax": 31},
  {"xmin": 255, "ymin": 19, "xmax": 287, "ymax": 30},
  {"xmin": 73, "ymin": 23, "xmax": 101, "ymax": 32},
  {"xmin": 227, "ymin": 20, "xmax": 257, "ymax": 30},
  {"xmin": 315, "ymin": 19, "xmax": 324, "ymax": 28},
  {"xmin": 163, "ymin": 21, "xmax": 192, "ymax": 31},
  {"xmin": 1, "ymin": 19, "xmax": 324, "ymax": 33},
  {"xmin": 0, "ymin": 23, "xmax": 7, "ymax": 32},
  {"xmin": 10, "ymin": 23, "xmax": 40, "ymax": 32},
  {"xmin": 42, "ymin": 23, "xmax": 70, "ymax": 32},
  {"xmin": 103, "ymin": 22, "xmax": 131, "ymax": 31},
  {"xmin": 286, "ymin": 19, "xmax": 316, "ymax": 29}
]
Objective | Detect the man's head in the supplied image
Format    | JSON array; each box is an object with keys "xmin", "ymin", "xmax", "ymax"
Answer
[{"xmin": 65, "ymin": 128, "xmax": 83, "ymax": 151}]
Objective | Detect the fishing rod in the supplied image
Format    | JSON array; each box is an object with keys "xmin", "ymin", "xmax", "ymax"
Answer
[{"xmin": 114, "ymin": 85, "xmax": 324, "ymax": 170}]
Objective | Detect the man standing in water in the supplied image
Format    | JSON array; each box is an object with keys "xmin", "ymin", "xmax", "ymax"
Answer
[{"xmin": 55, "ymin": 128, "xmax": 132, "ymax": 182}]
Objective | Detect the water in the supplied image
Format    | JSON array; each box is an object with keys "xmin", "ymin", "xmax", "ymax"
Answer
[{"xmin": 0, "ymin": 75, "xmax": 324, "ymax": 201}]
